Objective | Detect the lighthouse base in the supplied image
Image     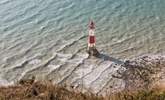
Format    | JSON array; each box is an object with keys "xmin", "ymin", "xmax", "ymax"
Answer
[{"xmin": 87, "ymin": 47, "xmax": 100, "ymax": 57}]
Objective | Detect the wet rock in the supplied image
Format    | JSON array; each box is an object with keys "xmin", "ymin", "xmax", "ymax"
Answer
[{"xmin": 87, "ymin": 47, "xmax": 100, "ymax": 57}]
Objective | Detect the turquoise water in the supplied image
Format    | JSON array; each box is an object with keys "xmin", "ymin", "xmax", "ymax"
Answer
[{"xmin": 0, "ymin": 0, "xmax": 165, "ymax": 91}]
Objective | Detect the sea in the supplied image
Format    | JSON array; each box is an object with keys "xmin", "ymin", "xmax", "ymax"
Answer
[{"xmin": 0, "ymin": 0, "xmax": 165, "ymax": 93}]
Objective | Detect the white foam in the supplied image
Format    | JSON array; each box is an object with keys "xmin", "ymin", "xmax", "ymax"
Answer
[
  {"xmin": 29, "ymin": 59, "xmax": 41, "ymax": 65},
  {"xmin": 57, "ymin": 53, "xmax": 73, "ymax": 61},
  {"xmin": 48, "ymin": 64, "xmax": 61, "ymax": 70}
]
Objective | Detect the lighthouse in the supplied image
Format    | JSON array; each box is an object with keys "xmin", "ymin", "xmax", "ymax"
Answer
[{"xmin": 87, "ymin": 21, "xmax": 99, "ymax": 56}]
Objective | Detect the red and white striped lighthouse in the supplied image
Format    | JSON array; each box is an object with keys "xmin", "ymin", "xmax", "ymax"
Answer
[
  {"xmin": 88, "ymin": 21, "xmax": 96, "ymax": 50},
  {"xmin": 87, "ymin": 21, "xmax": 99, "ymax": 56}
]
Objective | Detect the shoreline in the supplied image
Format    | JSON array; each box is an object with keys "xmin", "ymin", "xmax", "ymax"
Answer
[{"xmin": 0, "ymin": 54, "xmax": 165, "ymax": 94}]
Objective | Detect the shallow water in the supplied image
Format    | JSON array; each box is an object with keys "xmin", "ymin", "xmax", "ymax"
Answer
[{"xmin": 0, "ymin": 0, "xmax": 165, "ymax": 93}]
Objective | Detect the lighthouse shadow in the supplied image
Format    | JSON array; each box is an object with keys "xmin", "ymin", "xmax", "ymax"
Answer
[{"xmin": 97, "ymin": 53, "xmax": 124, "ymax": 65}]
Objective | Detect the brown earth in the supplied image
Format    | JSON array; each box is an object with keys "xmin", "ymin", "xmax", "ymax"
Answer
[{"xmin": 0, "ymin": 79, "xmax": 165, "ymax": 100}]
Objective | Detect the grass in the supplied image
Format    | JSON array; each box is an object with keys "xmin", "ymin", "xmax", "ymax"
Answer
[
  {"xmin": 0, "ymin": 80, "xmax": 104, "ymax": 100},
  {"xmin": 0, "ymin": 80, "xmax": 165, "ymax": 100}
]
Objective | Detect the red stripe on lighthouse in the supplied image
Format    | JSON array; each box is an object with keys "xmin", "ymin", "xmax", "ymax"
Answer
[{"xmin": 89, "ymin": 35, "xmax": 95, "ymax": 44}]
